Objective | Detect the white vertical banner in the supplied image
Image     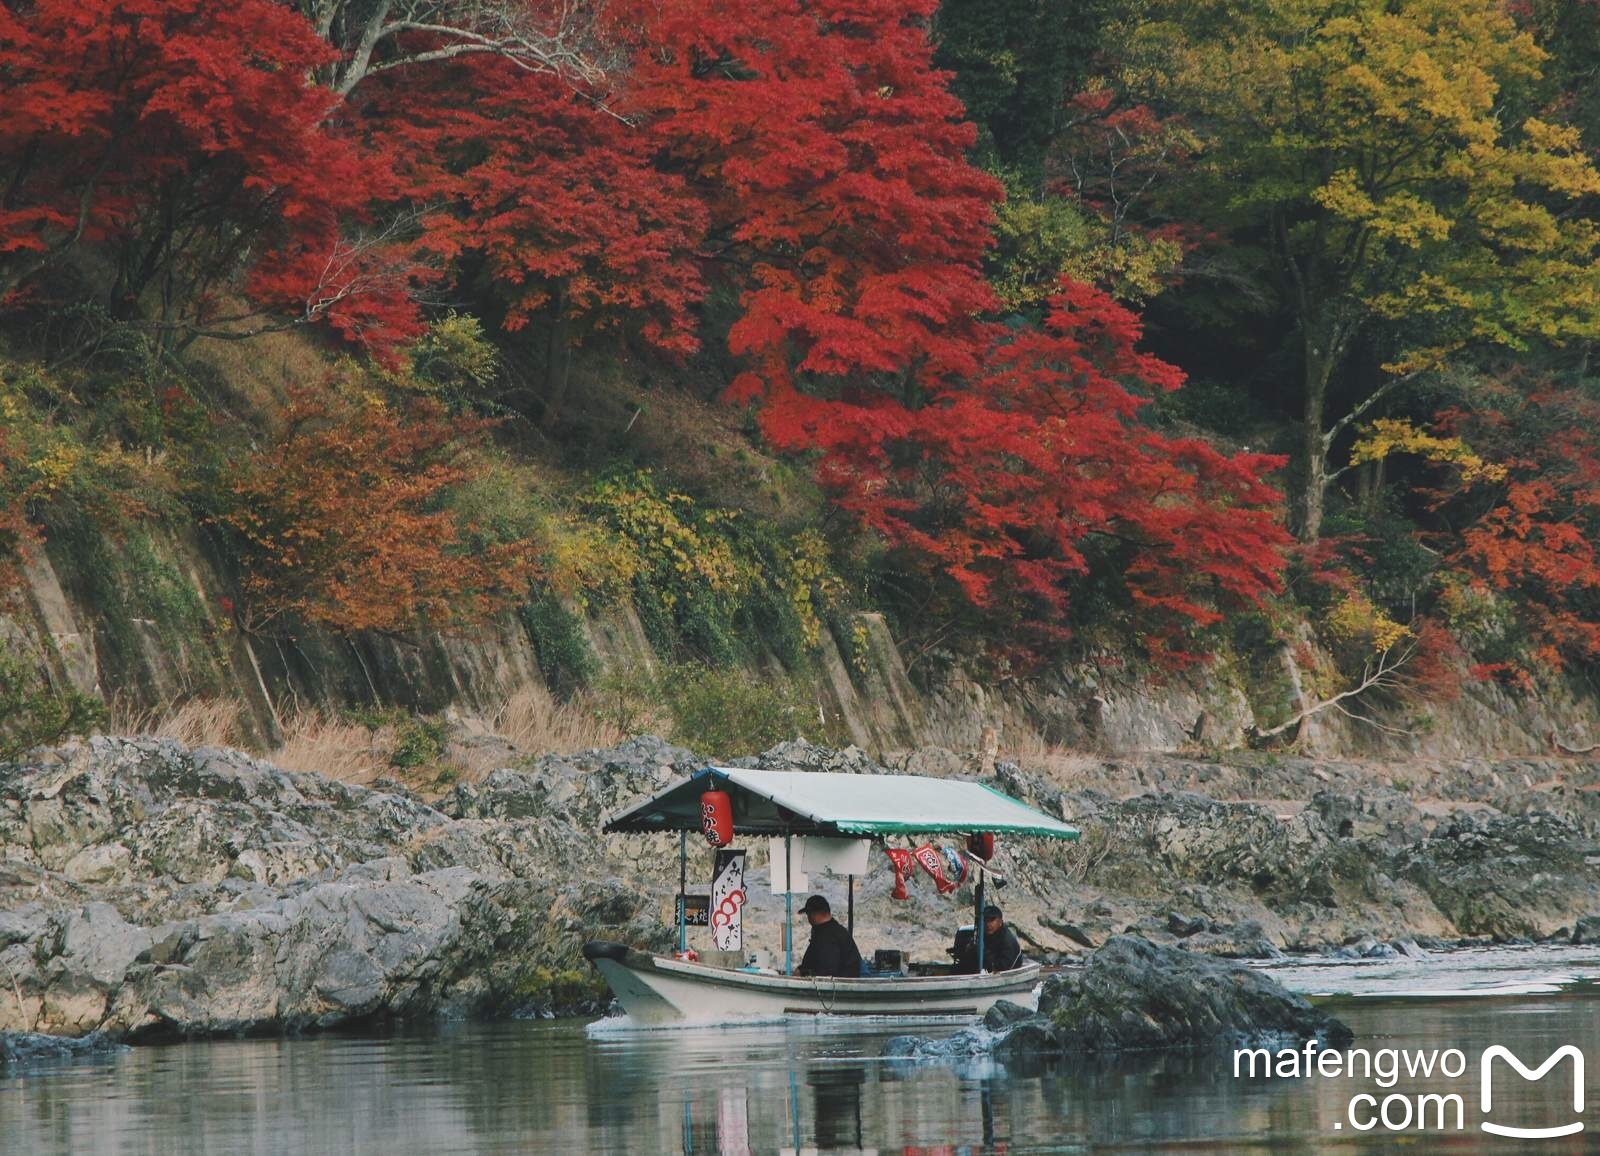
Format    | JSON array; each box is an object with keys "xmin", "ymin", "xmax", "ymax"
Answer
[
  {"xmin": 767, "ymin": 836, "xmax": 808, "ymax": 894},
  {"xmin": 710, "ymin": 849, "xmax": 747, "ymax": 951}
]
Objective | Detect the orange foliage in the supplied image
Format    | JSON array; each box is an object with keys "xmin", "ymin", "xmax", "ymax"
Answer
[
  {"xmin": 1439, "ymin": 387, "xmax": 1600, "ymax": 675},
  {"xmin": 220, "ymin": 390, "xmax": 534, "ymax": 633}
]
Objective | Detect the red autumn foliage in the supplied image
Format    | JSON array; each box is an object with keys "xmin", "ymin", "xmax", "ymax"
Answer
[
  {"xmin": 2, "ymin": 0, "xmax": 1294, "ymax": 653},
  {"xmin": 360, "ymin": 52, "xmax": 707, "ymax": 355},
  {"xmin": 0, "ymin": 0, "xmax": 420, "ymax": 349},
  {"xmin": 788, "ymin": 279, "xmax": 1291, "ymax": 644},
  {"xmin": 620, "ymin": 0, "xmax": 1002, "ymax": 402},
  {"xmin": 1438, "ymin": 387, "xmax": 1600, "ymax": 673},
  {"xmin": 1404, "ymin": 618, "xmax": 1467, "ymax": 704},
  {"xmin": 219, "ymin": 390, "xmax": 534, "ymax": 633},
  {"xmin": 1049, "ymin": 87, "xmax": 1204, "ymax": 250}
]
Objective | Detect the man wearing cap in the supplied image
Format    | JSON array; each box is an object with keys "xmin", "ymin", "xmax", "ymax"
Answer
[
  {"xmin": 955, "ymin": 905, "xmax": 1023, "ymax": 973},
  {"xmin": 795, "ymin": 894, "xmax": 863, "ymax": 978}
]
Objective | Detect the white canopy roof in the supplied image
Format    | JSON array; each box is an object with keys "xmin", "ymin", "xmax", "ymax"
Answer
[{"xmin": 604, "ymin": 766, "xmax": 1079, "ymax": 840}]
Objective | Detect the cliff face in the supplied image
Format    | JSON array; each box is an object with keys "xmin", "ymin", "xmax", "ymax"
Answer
[{"xmin": 7, "ymin": 516, "xmax": 1600, "ymax": 761}]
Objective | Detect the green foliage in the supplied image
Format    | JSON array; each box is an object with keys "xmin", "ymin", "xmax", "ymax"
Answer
[
  {"xmin": 521, "ymin": 593, "xmax": 595, "ymax": 697},
  {"xmin": 1322, "ymin": 499, "xmax": 1439, "ymax": 614},
  {"xmin": 0, "ymin": 358, "xmax": 183, "ymax": 532},
  {"xmin": 404, "ymin": 312, "xmax": 500, "ymax": 401},
  {"xmin": 580, "ymin": 470, "xmax": 842, "ymax": 669},
  {"xmin": 596, "ymin": 663, "xmax": 833, "ymax": 757},
  {"xmin": 0, "ymin": 636, "xmax": 105, "ymax": 761},
  {"xmin": 989, "ymin": 176, "xmax": 1182, "ymax": 308},
  {"xmin": 390, "ymin": 716, "xmax": 449, "ymax": 769},
  {"xmin": 1119, "ymin": 0, "xmax": 1600, "ymax": 540},
  {"xmin": 514, "ymin": 966, "xmax": 610, "ymax": 1010},
  {"xmin": 935, "ymin": 0, "xmax": 1113, "ymax": 179}
]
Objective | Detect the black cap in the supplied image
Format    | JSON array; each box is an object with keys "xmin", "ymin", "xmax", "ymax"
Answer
[
  {"xmin": 800, "ymin": 894, "xmax": 831, "ymax": 914},
  {"xmin": 983, "ymin": 905, "xmax": 1003, "ymax": 920}
]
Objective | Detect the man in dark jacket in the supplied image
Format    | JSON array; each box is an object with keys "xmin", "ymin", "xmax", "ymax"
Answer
[
  {"xmin": 796, "ymin": 894, "xmax": 862, "ymax": 978},
  {"xmin": 955, "ymin": 905, "xmax": 1023, "ymax": 973}
]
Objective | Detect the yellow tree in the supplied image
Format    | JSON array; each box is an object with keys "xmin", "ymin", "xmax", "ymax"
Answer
[{"xmin": 1120, "ymin": 0, "xmax": 1600, "ymax": 540}]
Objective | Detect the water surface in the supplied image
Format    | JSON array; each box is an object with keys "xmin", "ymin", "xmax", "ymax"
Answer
[{"xmin": 6, "ymin": 948, "xmax": 1600, "ymax": 1153}]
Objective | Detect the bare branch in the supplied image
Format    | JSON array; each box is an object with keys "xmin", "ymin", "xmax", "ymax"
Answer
[
  {"xmin": 1321, "ymin": 368, "xmax": 1423, "ymax": 452},
  {"xmin": 1549, "ymin": 729, "xmax": 1600, "ymax": 756},
  {"xmin": 312, "ymin": 1, "xmax": 619, "ymax": 99},
  {"xmin": 1249, "ymin": 640, "xmax": 1418, "ymax": 742}
]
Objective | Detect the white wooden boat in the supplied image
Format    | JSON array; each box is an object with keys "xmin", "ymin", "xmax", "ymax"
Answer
[
  {"xmin": 584, "ymin": 940, "xmax": 1042, "ymax": 1025},
  {"xmin": 585, "ymin": 765, "xmax": 1079, "ymax": 1026}
]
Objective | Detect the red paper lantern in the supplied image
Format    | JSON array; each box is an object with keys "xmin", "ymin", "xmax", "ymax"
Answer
[
  {"xmin": 700, "ymin": 789, "xmax": 733, "ymax": 847},
  {"xmin": 966, "ymin": 832, "xmax": 996, "ymax": 860}
]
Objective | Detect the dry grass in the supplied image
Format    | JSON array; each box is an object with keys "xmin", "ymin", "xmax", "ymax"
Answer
[
  {"xmin": 999, "ymin": 733, "xmax": 1105, "ymax": 786},
  {"xmin": 269, "ymin": 710, "xmax": 395, "ymax": 785},
  {"xmin": 184, "ymin": 322, "xmax": 334, "ymax": 421},
  {"xmin": 108, "ymin": 683, "xmax": 626, "ymax": 793},
  {"xmin": 486, "ymin": 684, "xmax": 624, "ymax": 760},
  {"xmin": 107, "ymin": 697, "xmax": 247, "ymax": 748}
]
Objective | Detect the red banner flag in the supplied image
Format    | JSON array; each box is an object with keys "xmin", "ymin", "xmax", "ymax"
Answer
[
  {"xmin": 883, "ymin": 846, "xmax": 915, "ymax": 900},
  {"xmin": 913, "ymin": 843, "xmax": 958, "ymax": 894}
]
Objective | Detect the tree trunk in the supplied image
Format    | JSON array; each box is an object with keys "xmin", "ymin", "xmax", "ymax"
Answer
[
  {"xmin": 541, "ymin": 283, "xmax": 573, "ymax": 429},
  {"xmin": 1299, "ymin": 347, "xmax": 1331, "ymax": 543}
]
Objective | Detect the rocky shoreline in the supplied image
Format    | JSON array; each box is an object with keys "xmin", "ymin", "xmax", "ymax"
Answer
[{"xmin": 2, "ymin": 735, "xmax": 1598, "ymax": 1044}]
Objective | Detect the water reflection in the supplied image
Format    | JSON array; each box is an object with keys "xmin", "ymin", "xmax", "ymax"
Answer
[
  {"xmin": 3, "ymin": 994, "xmax": 1599, "ymax": 1153},
  {"xmin": 810, "ymin": 1063, "xmax": 866, "ymax": 1151}
]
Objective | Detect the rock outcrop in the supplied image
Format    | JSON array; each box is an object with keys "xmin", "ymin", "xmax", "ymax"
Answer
[
  {"xmin": 884, "ymin": 935, "xmax": 1351, "ymax": 1061},
  {"xmin": 0, "ymin": 736, "xmax": 694, "ymax": 1039}
]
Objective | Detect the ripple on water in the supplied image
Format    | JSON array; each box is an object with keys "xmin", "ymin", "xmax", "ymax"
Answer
[
  {"xmin": 1259, "ymin": 943, "xmax": 1600, "ymax": 999},
  {"xmin": 5, "ymin": 951, "xmax": 1600, "ymax": 1154}
]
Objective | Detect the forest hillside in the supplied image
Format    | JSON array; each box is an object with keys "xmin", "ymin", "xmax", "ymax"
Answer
[{"xmin": 4, "ymin": 0, "xmax": 1600, "ymax": 776}]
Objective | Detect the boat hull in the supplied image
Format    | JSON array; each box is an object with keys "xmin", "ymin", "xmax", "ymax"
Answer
[{"xmin": 583, "ymin": 941, "xmax": 1040, "ymax": 1026}]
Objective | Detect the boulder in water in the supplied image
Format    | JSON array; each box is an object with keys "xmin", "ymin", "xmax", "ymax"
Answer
[
  {"xmin": 1, "ymin": 1030, "xmax": 127, "ymax": 1066},
  {"xmin": 1005, "ymin": 935, "xmax": 1352, "ymax": 1056},
  {"xmin": 883, "ymin": 936, "xmax": 1351, "ymax": 1063}
]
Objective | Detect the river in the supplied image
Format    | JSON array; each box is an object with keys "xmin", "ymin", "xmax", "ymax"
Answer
[{"xmin": 5, "ymin": 947, "xmax": 1600, "ymax": 1154}]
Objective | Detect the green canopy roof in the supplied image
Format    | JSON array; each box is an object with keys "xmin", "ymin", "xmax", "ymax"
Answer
[{"xmin": 603, "ymin": 766, "xmax": 1079, "ymax": 840}]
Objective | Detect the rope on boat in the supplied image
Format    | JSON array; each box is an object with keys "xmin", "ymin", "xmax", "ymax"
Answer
[{"xmin": 809, "ymin": 974, "xmax": 838, "ymax": 1013}]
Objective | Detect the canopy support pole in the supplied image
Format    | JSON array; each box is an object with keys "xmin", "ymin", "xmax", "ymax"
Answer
[
  {"xmin": 677, "ymin": 831, "xmax": 687, "ymax": 954},
  {"xmin": 974, "ymin": 868, "xmax": 986, "ymax": 974},
  {"xmin": 847, "ymin": 874, "xmax": 854, "ymax": 937},
  {"xmin": 784, "ymin": 834, "xmax": 794, "ymax": 975}
]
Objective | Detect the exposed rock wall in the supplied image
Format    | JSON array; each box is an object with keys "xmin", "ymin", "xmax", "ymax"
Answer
[
  {"xmin": 4, "ymin": 736, "xmax": 1599, "ymax": 1041},
  {"xmin": 4, "ymin": 518, "xmax": 1598, "ymax": 761}
]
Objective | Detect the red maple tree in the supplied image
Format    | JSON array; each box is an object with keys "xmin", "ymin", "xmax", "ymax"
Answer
[
  {"xmin": 357, "ymin": 50, "xmax": 707, "ymax": 373},
  {"xmin": 791, "ymin": 279, "xmax": 1290, "ymax": 652},
  {"xmin": 220, "ymin": 388, "xmax": 534, "ymax": 633},
  {"xmin": 0, "ymin": 0, "xmax": 420, "ymax": 349},
  {"xmin": 619, "ymin": 0, "xmax": 1002, "ymax": 405}
]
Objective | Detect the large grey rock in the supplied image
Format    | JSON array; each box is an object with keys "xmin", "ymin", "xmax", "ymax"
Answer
[
  {"xmin": 4, "ymin": 733, "xmax": 1599, "ymax": 1047},
  {"xmin": 1, "ymin": 1030, "xmax": 127, "ymax": 1065},
  {"xmin": 1572, "ymin": 915, "xmax": 1600, "ymax": 945},
  {"xmin": 0, "ymin": 737, "xmax": 680, "ymax": 1039},
  {"xmin": 883, "ymin": 936, "xmax": 1350, "ymax": 1063},
  {"xmin": 1398, "ymin": 811, "xmax": 1596, "ymax": 940},
  {"xmin": 1017, "ymin": 936, "xmax": 1350, "ymax": 1054}
]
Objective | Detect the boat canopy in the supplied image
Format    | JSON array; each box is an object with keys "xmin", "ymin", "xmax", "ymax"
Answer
[{"xmin": 603, "ymin": 766, "xmax": 1079, "ymax": 840}]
